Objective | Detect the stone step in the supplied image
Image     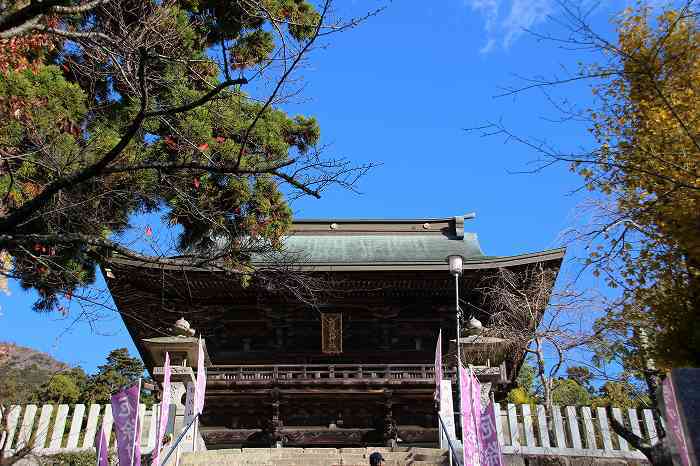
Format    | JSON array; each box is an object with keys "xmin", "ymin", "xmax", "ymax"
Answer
[
  {"xmin": 181, "ymin": 461, "xmax": 446, "ymax": 466},
  {"xmin": 180, "ymin": 447, "xmax": 449, "ymax": 466}
]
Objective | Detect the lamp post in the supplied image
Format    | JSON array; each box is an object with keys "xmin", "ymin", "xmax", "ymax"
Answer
[{"xmin": 447, "ymin": 254, "xmax": 464, "ymax": 427}]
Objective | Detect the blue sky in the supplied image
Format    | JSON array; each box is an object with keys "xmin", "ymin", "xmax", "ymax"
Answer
[{"xmin": 1, "ymin": 0, "xmax": 632, "ymax": 373}]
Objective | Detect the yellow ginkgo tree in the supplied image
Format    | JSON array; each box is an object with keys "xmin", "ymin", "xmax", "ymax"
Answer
[
  {"xmin": 489, "ymin": 1, "xmax": 700, "ymax": 370},
  {"xmin": 579, "ymin": 3, "xmax": 700, "ymax": 370},
  {"xmin": 479, "ymin": 4, "xmax": 698, "ymax": 463}
]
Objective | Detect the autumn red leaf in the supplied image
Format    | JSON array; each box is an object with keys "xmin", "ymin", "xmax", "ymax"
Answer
[{"xmin": 164, "ymin": 136, "xmax": 177, "ymax": 150}]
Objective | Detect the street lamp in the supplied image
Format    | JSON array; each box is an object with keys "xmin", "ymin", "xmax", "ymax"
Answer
[
  {"xmin": 446, "ymin": 254, "xmax": 464, "ymax": 428},
  {"xmin": 448, "ymin": 255, "xmax": 463, "ymax": 276}
]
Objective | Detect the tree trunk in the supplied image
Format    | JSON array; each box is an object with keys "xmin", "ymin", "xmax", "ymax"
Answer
[{"xmin": 609, "ymin": 328, "xmax": 672, "ymax": 465}]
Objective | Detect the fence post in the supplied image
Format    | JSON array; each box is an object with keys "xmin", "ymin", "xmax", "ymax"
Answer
[
  {"xmin": 522, "ymin": 404, "xmax": 535, "ymax": 447},
  {"xmin": 147, "ymin": 404, "xmax": 158, "ymax": 452},
  {"xmin": 494, "ymin": 402, "xmax": 504, "ymax": 446},
  {"xmin": 611, "ymin": 408, "xmax": 629, "ymax": 451},
  {"xmin": 49, "ymin": 404, "xmax": 69, "ymax": 451},
  {"xmin": 565, "ymin": 406, "xmax": 582, "ymax": 449},
  {"xmin": 3, "ymin": 405, "xmax": 21, "ymax": 454},
  {"xmin": 551, "ymin": 405, "xmax": 566, "ymax": 448},
  {"xmin": 16, "ymin": 405, "xmax": 37, "ymax": 451},
  {"xmin": 82, "ymin": 404, "xmax": 101, "ymax": 449},
  {"xmin": 33, "ymin": 404, "xmax": 53, "ymax": 450},
  {"xmin": 139, "ymin": 404, "xmax": 147, "ymax": 450},
  {"xmin": 507, "ymin": 403, "xmax": 520, "ymax": 448},
  {"xmin": 581, "ymin": 407, "xmax": 597, "ymax": 450},
  {"xmin": 66, "ymin": 404, "xmax": 85, "ymax": 449},
  {"xmin": 627, "ymin": 408, "xmax": 643, "ymax": 439},
  {"xmin": 102, "ymin": 405, "xmax": 114, "ymax": 449},
  {"xmin": 536, "ymin": 405, "xmax": 550, "ymax": 448},
  {"xmin": 642, "ymin": 409, "xmax": 658, "ymax": 445},
  {"xmin": 596, "ymin": 407, "xmax": 613, "ymax": 450}
]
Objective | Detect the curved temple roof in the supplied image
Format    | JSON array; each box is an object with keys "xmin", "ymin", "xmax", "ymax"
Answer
[
  {"xmin": 105, "ymin": 214, "xmax": 565, "ymax": 272},
  {"xmin": 248, "ymin": 214, "xmax": 565, "ymax": 271},
  {"xmin": 259, "ymin": 232, "xmax": 484, "ymax": 264}
]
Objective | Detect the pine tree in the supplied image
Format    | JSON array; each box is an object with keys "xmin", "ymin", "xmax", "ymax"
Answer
[{"xmin": 0, "ymin": 0, "xmax": 373, "ymax": 312}]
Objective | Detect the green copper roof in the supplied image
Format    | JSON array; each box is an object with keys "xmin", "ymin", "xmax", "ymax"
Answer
[
  {"xmin": 105, "ymin": 214, "xmax": 565, "ymax": 272},
  {"xmin": 259, "ymin": 233, "xmax": 484, "ymax": 264}
]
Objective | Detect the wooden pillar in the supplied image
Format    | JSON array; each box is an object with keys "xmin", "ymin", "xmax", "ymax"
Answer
[
  {"xmin": 270, "ymin": 388, "xmax": 284, "ymax": 447},
  {"xmin": 382, "ymin": 390, "xmax": 397, "ymax": 448}
]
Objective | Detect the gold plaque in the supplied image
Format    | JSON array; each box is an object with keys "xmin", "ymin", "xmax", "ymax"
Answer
[{"xmin": 321, "ymin": 313, "xmax": 343, "ymax": 354}]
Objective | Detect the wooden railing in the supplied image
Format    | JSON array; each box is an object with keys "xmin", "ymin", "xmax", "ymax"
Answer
[
  {"xmin": 207, "ymin": 364, "xmax": 506, "ymax": 382},
  {"xmin": 209, "ymin": 364, "xmax": 434, "ymax": 381},
  {"xmin": 1, "ymin": 402, "xmax": 657, "ymax": 460}
]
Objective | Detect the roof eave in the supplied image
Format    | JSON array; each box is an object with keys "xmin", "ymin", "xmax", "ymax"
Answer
[
  {"xmin": 104, "ymin": 247, "xmax": 565, "ymax": 273},
  {"xmin": 253, "ymin": 247, "xmax": 565, "ymax": 271}
]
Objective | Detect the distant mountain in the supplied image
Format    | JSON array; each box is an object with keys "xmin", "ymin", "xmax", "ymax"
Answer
[
  {"xmin": 0, "ymin": 342, "xmax": 67, "ymax": 372},
  {"xmin": 0, "ymin": 342, "xmax": 69, "ymax": 403}
]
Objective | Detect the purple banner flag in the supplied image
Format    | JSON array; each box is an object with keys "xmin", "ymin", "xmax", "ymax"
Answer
[
  {"xmin": 95, "ymin": 425, "xmax": 109, "ymax": 466},
  {"xmin": 111, "ymin": 382, "xmax": 141, "ymax": 466},
  {"xmin": 460, "ymin": 365, "xmax": 480, "ymax": 466},
  {"xmin": 151, "ymin": 353, "xmax": 171, "ymax": 466},
  {"xmin": 662, "ymin": 375, "xmax": 691, "ymax": 466},
  {"xmin": 195, "ymin": 336, "xmax": 206, "ymax": 416},
  {"xmin": 434, "ymin": 330, "xmax": 442, "ymax": 405},
  {"xmin": 479, "ymin": 401, "xmax": 504, "ymax": 466},
  {"xmin": 469, "ymin": 367, "xmax": 483, "ymax": 466}
]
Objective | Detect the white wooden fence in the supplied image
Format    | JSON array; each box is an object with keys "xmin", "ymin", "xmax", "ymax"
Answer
[
  {"xmin": 1, "ymin": 403, "xmax": 164, "ymax": 457},
  {"xmin": 2, "ymin": 403, "xmax": 657, "ymax": 460},
  {"xmin": 495, "ymin": 403, "xmax": 657, "ymax": 460}
]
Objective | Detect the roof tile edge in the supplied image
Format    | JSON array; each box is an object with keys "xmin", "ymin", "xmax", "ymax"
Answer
[{"xmin": 290, "ymin": 213, "xmax": 476, "ymax": 237}]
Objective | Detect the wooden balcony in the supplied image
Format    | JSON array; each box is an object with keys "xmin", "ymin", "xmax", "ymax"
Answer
[{"xmin": 207, "ymin": 363, "xmax": 507, "ymax": 387}]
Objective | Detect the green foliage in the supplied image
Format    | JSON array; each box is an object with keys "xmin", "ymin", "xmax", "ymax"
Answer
[
  {"xmin": 506, "ymin": 387, "xmax": 535, "ymax": 405},
  {"xmin": 40, "ymin": 451, "xmax": 114, "ymax": 466},
  {"xmin": 565, "ymin": 366, "xmax": 594, "ymax": 394},
  {"xmin": 591, "ymin": 381, "xmax": 650, "ymax": 409},
  {"xmin": 82, "ymin": 348, "xmax": 153, "ymax": 405},
  {"xmin": 504, "ymin": 362, "xmax": 647, "ymax": 409},
  {"xmin": 37, "ymin": 369, "xmax": 87, "ymax": 404},
  {"xmin": 551, "ymin": 379, "xmax": 591, "ymax": 406},
  {"xmin": 0, "ymin": 0, "xmax": 329, "ymax": 312},
  {"xmin": 505, "ymin": 362, "xmax": 537, "ymax": 404},
  {"xmin": 515, "ymin": 362, "xmax": 536, "ymax": 394},
  {"xmin": 40, "ymin": 451, "xmax": 149, "ymax": 466}
]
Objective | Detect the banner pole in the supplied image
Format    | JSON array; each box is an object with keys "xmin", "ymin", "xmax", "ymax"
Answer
[
  {"xmin": 131, "ymin": 378, "xmax": 142, "ymax": 466},
  {"xmin": 193, "ymin": 418, "xmax": 197, "ymax": 452},
  {"xmin": 455, "ymin": 273, "xmax": 463, "ymax": 431}
]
